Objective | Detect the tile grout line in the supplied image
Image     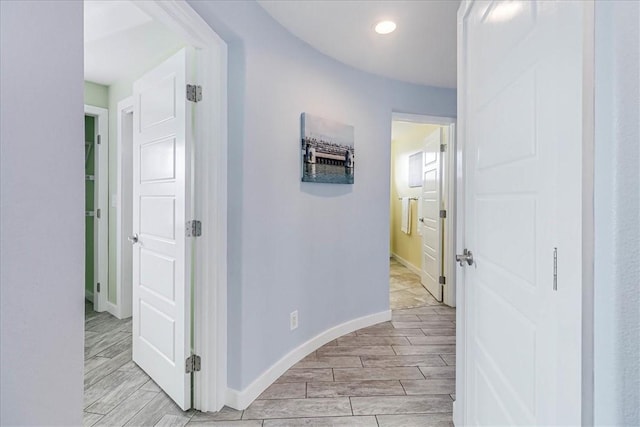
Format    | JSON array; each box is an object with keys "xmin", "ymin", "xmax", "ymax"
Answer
[{"xmin": 438, "ymin": 354, "xmax": 448, "ymax": 365}]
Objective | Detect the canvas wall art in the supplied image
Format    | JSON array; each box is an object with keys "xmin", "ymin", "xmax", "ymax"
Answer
[{"xmin": 301, "ymin": 113, "xmax": 355, "ymax": 184}]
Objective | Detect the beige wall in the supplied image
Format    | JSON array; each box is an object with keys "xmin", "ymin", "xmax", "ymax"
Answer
[{"xmin": 390, "ymin": 123, "xmax": 442, "ymax": 271}]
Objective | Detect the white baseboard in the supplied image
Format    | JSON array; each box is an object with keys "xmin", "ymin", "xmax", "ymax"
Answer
[
  {"xmin": 106, "ymin": 301, "xmax": 122, "ymax": 319},
  {"xmin": 225, "ymin": 309, "xmax": 392, "ymax": 410},
  {"xmin": 85, "ymin": 289, "xmax": 94, "ymax": 303},
  {"xmin": 391, "ymin": 253, "xmax": 421, "ymax": 276},
  {"xmin": 453, "ymin": 400, "xmax": 460, "ymax": 426}
]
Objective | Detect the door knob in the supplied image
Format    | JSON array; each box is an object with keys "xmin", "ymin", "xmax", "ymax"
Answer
[
  {"xmin": 128, "ymin": 233, "xmax": 139, "ymax": 244},
  {"xmin": 419, "ymin": 218, "xmax": 425, "ymax": 223},
  {"xmin": 456, "ymin": 249, "xmax": 474, "ymax": 266}
]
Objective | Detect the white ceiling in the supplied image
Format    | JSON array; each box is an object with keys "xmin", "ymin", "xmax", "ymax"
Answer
[
  {"xmin": 258, "ymin": 0, "xmax": 460, "ymax": 88},
  {"xmin": 84, "ymin": 1, "xmax": 185, "ymax": 86}
]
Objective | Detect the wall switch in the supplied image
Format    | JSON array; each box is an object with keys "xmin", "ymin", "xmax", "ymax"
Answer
[{"xmin": 290, "ymin": 310, "xmax": 298, "ymax": 331}]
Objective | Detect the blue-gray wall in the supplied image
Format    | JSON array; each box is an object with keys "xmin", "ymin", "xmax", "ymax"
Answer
[
  {"xmin": 594, "ymin": 1, "xmax": 640, "ymax": 425},
  {"xmin": 188, "ymin": 0, "xmax": 456, "ymax": 391},
  {"xmin": 0, "ymin": 1, "xmax": 84, "ymax": 424}
]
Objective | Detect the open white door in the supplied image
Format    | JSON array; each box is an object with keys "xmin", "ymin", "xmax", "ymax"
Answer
[
  {"xmin": 458, "ymin": 1, "xmax": 584, "ymax": 425},
  {"xmin": 132, "ymin": 47, "xmax": 194, "ymax": 410},
  {"xmin": 420, "ymin": 129, "xmax": 443, "ymax": 301}
]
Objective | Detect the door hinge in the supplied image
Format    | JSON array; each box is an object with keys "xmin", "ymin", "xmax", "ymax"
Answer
[
  {"xmin": 439, "ymin": 276, "xmax": 446, "ymax": 285},
  {"xmin": 97, "ymin": 282, "xmax": 101, "ymax": 293},
  {"xmin": 440, "ymin": 143, "xmax": 446, "ymax": 152},
  {"xmin": 186, "ymin": 84, "xmax": 202, "ymax": 103},
  {"xmin": 186, "ymin": 220, "xmax": 202, "ymax": 237},
  {"xmin": 96, "ymin": 208, "xmax": 101, "ymax": 219},
  {"xmin": 97, "ymin": 134, "xmax": 101, "ymax": 145},
  {"xmin": 439, "ymin": 209, "xmax": 447, "ymax": 218},
  {"xmin": 186, "ymin": 354, "xmax": 201, "ymax": 373}
]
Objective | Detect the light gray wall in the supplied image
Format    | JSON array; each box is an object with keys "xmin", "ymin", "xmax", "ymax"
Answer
[
  {"xmin": 188, "ymin": 0, "xmax": 457, "ymax": 391},
  {"xmin": 594, "ymin": 1, "xmax": 640, "ymax": 426},
  {"xmin": 0, "ymin": 1, "xmax": 84, "ymax": 425}
]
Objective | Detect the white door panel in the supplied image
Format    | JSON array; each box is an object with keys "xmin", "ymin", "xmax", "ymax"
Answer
[
  {"xmin": 421, "ymin": 129, "xmax": 443, "ymax": 301},
  {"xmin": 460, "ymin": 1, "xmax": 583, "ymax": 424},
  {"xmin": 132, "ymin": 47, "xmax": 193, "ymax": 410},
  {"xmin": 140, "ymin": 137, "xmax": 177, "ymax": 181}
]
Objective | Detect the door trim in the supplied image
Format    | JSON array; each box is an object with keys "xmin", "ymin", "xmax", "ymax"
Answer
[
  {"xmin": 84, "ymin": 105, "xmax": 109, "ymax": 314},
  {"xmin": 133, "ymin": 0, "xmax": 228, "ymax": 412},
  {"xmin": 454, "ymin": 1, "xmax": 596, "ymax": 424},
  {"xmin": 443, "ymin": 123, "xmax": 457, "ymax": 308},
  {"xmin": 115, "ymin": 96, "xmax": 134, "ymax": 320},
  {"xmin": 580, "ymin": 2, "xmax": 596, "ymax": 423}
]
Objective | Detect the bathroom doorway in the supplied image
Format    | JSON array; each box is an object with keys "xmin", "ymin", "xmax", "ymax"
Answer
[{"xmin": 389, "ymin": 113, "xmax": 456, "ymax": 308}]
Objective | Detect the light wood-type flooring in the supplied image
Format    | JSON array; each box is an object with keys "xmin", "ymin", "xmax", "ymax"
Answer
[
  {"xmin": 84, "ymin": 262, "xmax": 454, "ymax": 426},
  {"xmin": 390, "ymin": 258, "xmax": 440, "ymax": 309}
]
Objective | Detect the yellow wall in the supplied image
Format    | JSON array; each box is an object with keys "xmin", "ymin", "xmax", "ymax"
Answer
[{"xmin": 390, "ymin": 123, "xmax": 442, "ymax": 271}]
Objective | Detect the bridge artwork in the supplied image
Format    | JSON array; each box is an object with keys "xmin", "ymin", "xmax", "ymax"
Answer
[{"xmin": 301, "ymin": 113, "xmax": 355, "ymax": 184}]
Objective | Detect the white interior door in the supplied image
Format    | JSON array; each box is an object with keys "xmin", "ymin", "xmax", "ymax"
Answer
[
  {"xmin": 459, "ymin": 1, "xmax": 584, "ymax": 425},
  {"xmin": 132, "ymin": 47, "xmax": 194, "ymax": 410},
  {"xmin": 420, "ymin": 129, "xmax": 443, "ymax": 301}
]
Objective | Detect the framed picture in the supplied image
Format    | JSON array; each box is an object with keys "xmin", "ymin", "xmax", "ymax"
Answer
[
  {"xmin": 301, "ymin": 113, "xmax": 354, "ymax": 184},
  {"xmin": 408, "ymin": 151, "xmax": 423, "ymax": 188}
]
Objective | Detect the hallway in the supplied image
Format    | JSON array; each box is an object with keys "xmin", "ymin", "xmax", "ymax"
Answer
[{"xmin": 84, "ymin": 264, "xmax": 455, "ymax": 426}]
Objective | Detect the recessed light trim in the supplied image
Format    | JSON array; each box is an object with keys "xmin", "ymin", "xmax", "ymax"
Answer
[{"xmin": 375, "ymin": 20, "xmax": 396, "ymax": 35}]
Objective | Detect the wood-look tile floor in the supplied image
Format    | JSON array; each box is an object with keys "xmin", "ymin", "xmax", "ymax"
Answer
[
  {"xmin": 85, "ymin": 264, "xmax": 454, "ymax": 426},
  {"xmin": 390, "ymin": 258, "xmax": 440, "ymax": 310}
]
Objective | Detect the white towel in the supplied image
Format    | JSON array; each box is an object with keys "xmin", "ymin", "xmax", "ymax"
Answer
[{"xmin": 401, "ymin": 197, "xmax": 411, "ymax": 234}]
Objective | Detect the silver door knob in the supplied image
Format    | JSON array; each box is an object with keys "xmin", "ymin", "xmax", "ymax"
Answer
[
  {"xmin": 128, "ymin": 233, "xmax": 139, "ymax": 244},
  {"xmin": 419, "ymin": 218, "xmax": 425, "ymax": 223},
  {"xmin": 456, "ymin": 249, "xmax": 474, "ymax": 266}
]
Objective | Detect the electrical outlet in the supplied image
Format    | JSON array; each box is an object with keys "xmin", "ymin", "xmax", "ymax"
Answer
[{"xmin": 290, "ymin": 310, "xmax": 298, "ymax": 331}]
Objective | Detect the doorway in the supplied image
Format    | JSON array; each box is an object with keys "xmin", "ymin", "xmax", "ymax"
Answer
[
  {"xmin": 84, "ymin": 105, "xmax": 109, "ymax": 314},
  {"xmin": 82, "ymin": 0, "xmax": 228, "ymax": 415},
  {"xmin": 389, "ymin": 113, "xmax": 456, "ymax": 309}
]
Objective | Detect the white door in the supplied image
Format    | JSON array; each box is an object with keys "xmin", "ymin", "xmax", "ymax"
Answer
[
  {"xmin": 420, "ymin": 129, "xmax": 443, "ymax": 301},
  {"xmin": 132, "ymin": 48, "xmax": 194, "ymax": 410},
  {"xmin": 459, "ymin": 1, "xmax": 584, "ymax": 425}
]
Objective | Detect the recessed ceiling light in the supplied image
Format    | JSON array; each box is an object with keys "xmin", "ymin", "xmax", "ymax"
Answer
[{"xmin": 375, "ymin": 20, "xmax": 396, "ymax": 35}]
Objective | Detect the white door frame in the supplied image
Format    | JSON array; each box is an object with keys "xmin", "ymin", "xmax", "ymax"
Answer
[
  {"xmin": 84, "ymin": 105, "xmax": 109, "ymax": 313},
  {"xmin": 391, "ymin": 112, "xmax": 457, "ymax": 307},
  {"xmin": 131, "ymin": 1, "xmax": 228, "ymax": 412},
  {"xmin": 454, "ymin": 1, "xmax": 596, "ymax": 424},
  {"xmin": 115, "ymin": 97, "xmax": 134, "ymax": 320}
]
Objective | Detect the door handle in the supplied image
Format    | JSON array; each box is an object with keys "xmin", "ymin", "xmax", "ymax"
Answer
[
  {"xmin": 419, "ymin": 218, "xmax": 425, "ymax": 223},
  {"xmin": 128, "ymin": 233, "xmax": 139, "ymax": 244},
  {"xmin": 456, "ymin": 249, "xmax": 474, "ymax": 266}
]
